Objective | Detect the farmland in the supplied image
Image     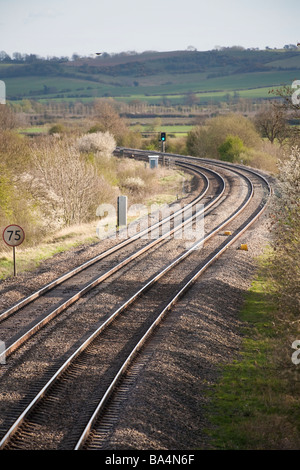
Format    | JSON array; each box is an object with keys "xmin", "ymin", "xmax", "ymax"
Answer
[{"xmin": 1, "ymin": 48, "xmax": 299, "ymax": 106}]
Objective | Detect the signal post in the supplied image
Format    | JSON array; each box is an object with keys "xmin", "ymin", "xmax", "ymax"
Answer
[{"xmin": 160, "ymin": 132, "xmax": 166, "ymax": 165}]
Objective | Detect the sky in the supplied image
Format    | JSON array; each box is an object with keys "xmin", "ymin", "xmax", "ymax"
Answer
[{"xmin": 0, "ymin": 0, "xmax": 299, "ymax": 58}]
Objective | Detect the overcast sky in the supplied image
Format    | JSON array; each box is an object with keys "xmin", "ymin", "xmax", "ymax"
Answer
[{"xmin": 0, "ymin": 0, "xmax": 299, "ymax": 57}]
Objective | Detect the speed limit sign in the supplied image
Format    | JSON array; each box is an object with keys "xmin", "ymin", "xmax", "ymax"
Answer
[
  {"xmin": 3, "ymin": 225, "xmax": 25, "ymax": 247},
  {"xmin": 2, "ymin": 225, "xmax": 25, "ymax": 276}
]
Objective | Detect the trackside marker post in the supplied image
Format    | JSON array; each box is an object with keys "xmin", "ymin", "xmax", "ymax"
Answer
[
  {"xmin": 117, "ymin": 196, "xmax": 127, "ymax": 228},
  {"xmin": 2, "ymin": 225, "xmax": 25, "ymax": 276}
]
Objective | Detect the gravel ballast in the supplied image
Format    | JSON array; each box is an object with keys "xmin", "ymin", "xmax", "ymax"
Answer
[
  {"xmin": 0, "ymin": 163, "xmax": 273, "ymax": 450},
  {"xmin": 95, "ymin": 209, "xmax": 272, "ymax": 450}
]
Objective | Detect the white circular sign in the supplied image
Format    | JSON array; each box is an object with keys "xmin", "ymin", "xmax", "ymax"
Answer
[{"xmin": 3, "ymin": 225, "xmax": 25, "ymax": 247}]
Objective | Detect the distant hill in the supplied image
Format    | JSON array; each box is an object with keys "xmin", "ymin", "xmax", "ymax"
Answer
[{"xmin": 1, "ymin": 48, "xmax": 299, "ymax": 104}]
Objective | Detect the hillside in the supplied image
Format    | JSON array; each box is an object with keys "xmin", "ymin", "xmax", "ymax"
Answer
[{"xmin": 1, "ymin": 48, "xmax": 300, "ymax": 105}]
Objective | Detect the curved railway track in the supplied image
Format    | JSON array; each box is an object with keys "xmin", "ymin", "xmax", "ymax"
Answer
[
  {"xmin": 0, "ymin": 151, "xmax": 272, "ymax": 450},
  {"xmin": 0, "ymin": 164, "xmax": 222, "ymax": 363}
]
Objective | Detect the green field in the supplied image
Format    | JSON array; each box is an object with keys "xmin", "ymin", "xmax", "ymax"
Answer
[
  {"xmin": 4, "ymin": 70, "xmax": 297, "ymax": 104},
  {"xmin": 1, "ymin": 48, "xmax": 300, "ymax": 105}
]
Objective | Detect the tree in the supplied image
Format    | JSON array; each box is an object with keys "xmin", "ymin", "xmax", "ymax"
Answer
[
  {"xmin": 253, "ymin": 106, "xmax": 288, "ymax": 144},
  {"xmin": 184, "ymin": 92, "xmax": 198, "ymax": 106},
  {"xmin": 32, "ymin": 138, "xmax": 105, "ymax": 226},
  {"xmin": 269, "ymin": 85, "xmax": 300, "ymax": 146},
  {"xmin": 0, "ymin": 105, "xmax": 17, "ymax": 130},
  {"xmin": 0, "ymin": 51, "xmax": 11, "ymax": 62},
  {"xmin": 0, "ymin": 129, "xmax": 30, "ymax": 175},
  {"xmin": 186, "ymin": 125, "xmax": 214, "ymax": 158},
  {"xmin": 92, "ymin": 100, "xmax": 128, "ymax": 143}
]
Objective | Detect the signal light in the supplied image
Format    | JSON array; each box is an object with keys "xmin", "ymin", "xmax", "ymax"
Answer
[{"xmin": 160, "ymin": 132, "xmax": 166, "ymax": 141}]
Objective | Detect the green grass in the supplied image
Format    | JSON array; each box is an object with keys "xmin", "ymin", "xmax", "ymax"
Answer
[
  {"xmin": 205, "ymin": 250, "xmax": 300, "ymax": 450},
  {"xmin": 4, "ymin": 66, "xmax": 298, "ymax": 104},
  {"xmin": 0, "ymin": 224, "xmax": 100, "ymax": 279},
  {"xmin": 18, "ymin": 125, "xmax": 49, "ymax": 134},
  {"xmin": 138, "ymin": 124, "xmax": 193, "ymax": 136}
]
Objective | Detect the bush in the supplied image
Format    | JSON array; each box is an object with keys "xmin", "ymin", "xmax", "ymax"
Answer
[
  {"xmin": 76, "ymin": 131, "xmax": 116, "ymax": 157},
  {"xmin": 49, "ymin": 124, "xmax": 65, "ymax": 135},
  {"xmin": 270, "ymin": 146, "xmax": 300, "ymax": 315},
  {"xmin": 0, "ymin": 162, "xmax": 45, "ymax": 246},
  {"xmin": 187, "ymin": 113, "xmax": 260, "ymax": 159},
  {"xmin": 218, "ymin": 135, "xmax": 246, "ymax": 162},
  {"xmin": 122, "ymin": 176, "xmax": 145, "ymax": 192},
  {"xmin": 0, "ymin": 131, "xmax": 45, "ymax": 245}
]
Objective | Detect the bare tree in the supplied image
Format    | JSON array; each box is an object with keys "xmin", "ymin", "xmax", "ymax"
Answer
[
  {"xmin": 253, "ymin": 105, "xmax": 289, "ymax": 144},
  {"xmin": 0, "ymin": 105, "xmax": 16, "ymax": 130},
  {"xmin": 269, "ymin": 85, "xmax": 300, "ymax": 145},
  {"xmin": 32, "ymin": 137, "xmax": 104, "ymax": 226},
  {"xmin": 92, "ymin": 100, "xmax": 128, "ymax": 143},
  {"xmin": 184, "ymin": 92, "xmax": 199, "ymax": 107}
]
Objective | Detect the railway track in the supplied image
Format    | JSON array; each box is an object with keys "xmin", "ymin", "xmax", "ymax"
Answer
[
  {"xmin": 0, "ymin": 151, "xmax": 271, "ymax": 450},
  {"xmin": 0, "ymin": 164, "xmax": 222, "ymax": 363}
]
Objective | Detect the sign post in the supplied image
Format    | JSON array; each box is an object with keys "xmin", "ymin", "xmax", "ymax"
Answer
[{"xmin": 2, "ymin": 225, "xmax": 25, "ymax": 276}]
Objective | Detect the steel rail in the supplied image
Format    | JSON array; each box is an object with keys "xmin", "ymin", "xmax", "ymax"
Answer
[
  {"xmin": 0, "ymin": 164, "xmax": 210, "ymax": 324},
  {"xmin": 75, "ymin": 162, "xmax": 271, "ymax": 450},
  {"xmin": 0, "ymin": 167, "xmax": 225, "ymax": 364},
  {"xmin": 117, "ymin": 147, "xmax": 272, "ymax": 195},
  {"xmin": 0, "ymin": 164, "xmax": 255, "ymax": 450}
]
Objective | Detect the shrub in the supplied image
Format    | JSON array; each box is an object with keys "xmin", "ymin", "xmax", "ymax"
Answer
[
  {"xmin": 77, "ymin": 131, "xmax": 116, "ymax": 157},
  {"xmin": 218, "ymin": 135, "xmax": 246, "ymax": 162},
  {"xmin": 270, "ymin": 146, "xmax": 300, "ymax": 315},
  {"xmin": 0, "ymin": 131, "xmax": 45, "ymax": 245},
  {"xmin": 187, "ymin": 113, "xmax": 260, "ymax": 159},
  {"xmin": 122, "ymin": 176, "xmax": 145, "ymax": 192},
  {"xmin": 49, "ymin": 124, "xmax": 65, "ymax": 135}
]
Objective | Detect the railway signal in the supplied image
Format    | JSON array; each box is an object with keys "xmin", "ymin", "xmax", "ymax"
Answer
[
  {"xmin": 2, "ymin": 224, "xmax": 25, "ymax": 276},
  {"xmin": 160, "ymin": 132, "xmax": 166, "ymax": 156}
]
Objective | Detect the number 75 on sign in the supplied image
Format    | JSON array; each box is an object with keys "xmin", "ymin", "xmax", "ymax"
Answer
[{"xmin": 2, "ymin": 225, "xmax": 25, "ymax": 276}]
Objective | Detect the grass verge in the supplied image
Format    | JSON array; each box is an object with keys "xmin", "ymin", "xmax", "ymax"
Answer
[
  {"xmin": 205, "ymin": 249, "xmax": 300, "ymax": 450},
  {"xmin": 0, "ymin": 223, "xmax": 100, "ymax": 280},
  {"xmin": 0, "ymin": 168, "xmax": 188, "ymax": 280}
]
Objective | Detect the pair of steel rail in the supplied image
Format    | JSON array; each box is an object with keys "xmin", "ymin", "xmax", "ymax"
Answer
[
  {"xmin": 0, "ymin": 153, "xmax": 271, "ymax": 450},
  {"xmin": 0, "ymin": 164, "xmax": 222, "ymax": 363},
  {"xmin": 75, "ymin": 158, "xmax": 271, "ymax": 450}
]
